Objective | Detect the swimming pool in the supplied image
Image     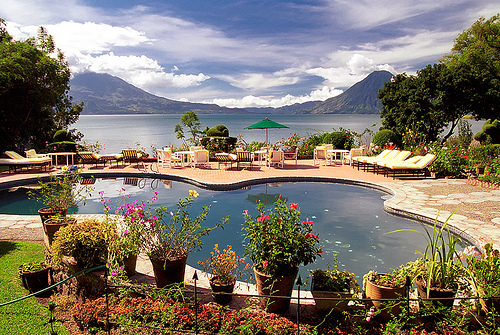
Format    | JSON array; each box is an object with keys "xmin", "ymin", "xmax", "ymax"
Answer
[{"xmin": 0, "ymin": 177, "xmax": 469, "ymax": 282}]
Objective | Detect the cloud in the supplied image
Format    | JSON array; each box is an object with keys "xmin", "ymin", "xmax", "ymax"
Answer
[{"xmin": 209, "ymin": 86, "xmax": 343, "ymax": 108}]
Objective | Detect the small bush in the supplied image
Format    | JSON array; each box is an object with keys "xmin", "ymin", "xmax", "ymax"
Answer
[
  {"xmin": 372, "ymin": 129, "xmax": 400, "ymax": 148},
  {"xmin": 200, "ymin": 136, "xmax": 237, "ymax": 153}
]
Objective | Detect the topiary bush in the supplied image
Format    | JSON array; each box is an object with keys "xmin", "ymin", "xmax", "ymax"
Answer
[
  {"xmin": 206, "ymin": 124, "xmax": 229, "ymax": 137},
  {"xmin": 372, "ymin": 129, "xmax": 400, "ymax": 148},
  {"xmin": 474, "ymin": 119, "xmax": 500, "ymax": 144},
  {"xmin": 200, "ymin": 136, "xmax": 237, "ymax": 153}
]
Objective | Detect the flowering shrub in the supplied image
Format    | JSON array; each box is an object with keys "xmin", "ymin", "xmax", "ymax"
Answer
[
  {"xmin": 277, "ymin": 133, "xmax": 303, "ymax": 151},
  {"xmin": 144, "ymin": 190, "xmax": 229, "ymax": 261},
  {"xmin": 243, "ymin": 197, "xmax": 321, "ymax": 276},
  {"xmin": 479, "ymin": 156, "xmax": 500, "ymax": 184},
  {"xmin": 198, "ymin": 244, "xmax": 249, "ymax": 285},
  {"xmin": 429, "ymin": 141, "xmax": 469, "ymax": 178},
  {"xmin": 77, "ymin": 140, "xmax": 105, "ymax": 154},
  {"xmin": 467, "ymin": 243, "xmax": 500, "ymax": 298}
]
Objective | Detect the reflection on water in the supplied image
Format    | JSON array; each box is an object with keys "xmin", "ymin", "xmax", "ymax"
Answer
[{"xmin": 0, "ymin": 179, "xmax": 469, "ymax": 283}]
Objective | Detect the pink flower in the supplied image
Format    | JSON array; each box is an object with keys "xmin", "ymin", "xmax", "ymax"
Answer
[
  {"xmin": 243, "ymin": 210, "xmax": 248, "ymax": 215},
  {"xmin": 257, "ymin": 215, "xmax": 270, "ymax": 223}
]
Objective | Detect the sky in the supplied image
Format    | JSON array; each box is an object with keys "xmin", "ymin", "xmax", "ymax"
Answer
[{"xmin": 1, "ymin": 1, "xmax": 498, "ymax": 109}]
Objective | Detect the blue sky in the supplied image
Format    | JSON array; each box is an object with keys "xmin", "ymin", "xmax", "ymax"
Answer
[{"xmin": 1, "ymin": 1, "xmax": 498, "ymax": 108}]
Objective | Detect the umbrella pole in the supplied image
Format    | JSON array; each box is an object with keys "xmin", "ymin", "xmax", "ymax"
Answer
[{"xmin": 266, "ymin": 129, "xmax": 269, "ymax": 144}]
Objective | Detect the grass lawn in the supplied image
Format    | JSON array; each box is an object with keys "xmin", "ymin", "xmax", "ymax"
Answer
[{"xmin": 0, "ymin": 241, "xmax": 70, "ymax": 335}]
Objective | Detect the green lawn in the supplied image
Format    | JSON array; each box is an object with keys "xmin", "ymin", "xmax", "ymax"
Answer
[{"xmin": 0, "ymin": 241, "xmax": 70, "ymax": 335}]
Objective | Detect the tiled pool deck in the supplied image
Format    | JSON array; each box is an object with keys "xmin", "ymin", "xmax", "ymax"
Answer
[{"xmin": 1, "ymin": 160, "xmax": 499, "ymax": 311}]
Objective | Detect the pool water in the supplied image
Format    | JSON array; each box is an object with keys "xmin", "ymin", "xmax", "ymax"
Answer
[{"xmin": 0, "ymin": 178, "xmax": 469, "ymax": 283}]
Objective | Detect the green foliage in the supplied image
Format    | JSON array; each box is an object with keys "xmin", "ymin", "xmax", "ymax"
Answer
[
  {"xmin": 429, "ymin": 141, "xmax": 469, "ymax": 178},
  {"xmin": 206, "ymin": 124, "xmax": 229, "ymax": 137},
  {"xmin": 372, "ymin": 129, "xmax": 400, "ymax": 148},
  {"xmin": 174, "ymin": 111, "xmax": 204, "ymax": 146},
  {"xmin": 479, "ymin": 156, "xmax": 500, "ymax": 184},
  {"xmin": 299, "ymin": 131, "xmax": 326, "ymax": 156},
  {"xmin": 311, "ymin": 255, "xmax": 358, "ymax": 293},
  {"xmin": 200, "ymin": 136, "xmax": 237, "ymax": 153},
  {"xmin": 467, "ymin": 243, "xmax": 500, "ymax": 298},
  {"xmin": 276, "ymin": 133, "xmax": 303, "ymax": 151},
  {"xmin": 474, "ymin": 119, "xmax": 500, "ymax": 144},
  {"xmin": 27, "ymin": 172, "xmax": 93, "ymax": 212},
  {"xmin": 144, "ymin": 190, "xmax": 228, "ymax": 261},
  {"xmin": 0, "ymin": 24, "xmax": 82, "ymax": 153},
  {"xmin": 243, "ymin": 197, "xmax": 321, "ymax": 276},
  {"xmin": 50, "ymin": 219, "xmax": 111, "ymax": 268},
  {"xmin": 18, "ymin": 261, "xmax": 46, "ymax": 273}
]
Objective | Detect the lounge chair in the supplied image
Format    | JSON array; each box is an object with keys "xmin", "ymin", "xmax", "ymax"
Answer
[
  {"xmin": 157, "ymin": 148, "xmax": 182, "ymax": 168},
  {"xmin": 24, "ymin": 149, "xmax": 49, "ymax": 158},
  {"xmin": 190, "ymin": 149, "xmax": 210, "ymax": 168},
  {"xmin": 283, "ymin": 147, "xmax": 298, "ymax": 165},
  {"xmin": 0, "ymin": 151, "xmax": 51, "ymax": 173},
  {"xmin": 353, "ymin": 149, "xmax": 399, "ymax": 170},
  {"xmin": 267, "ymin": 149, "xmax": 284, "ymax": 169},
  {"xmin": 236, "ymin": 151, "xmax": 254, "ymax": 170},
  {"xmin": 214, "ymin": 153, "xmax": 236, "ymax": 169},
  {"xmin": 365, "ymin": 150, "xmax": 411, "ymax": 173},
  {"xmin": 77, "ymin": 151, "xmax": 105, "ymax": 167},
  {"xmin": 382, "ymin": 154, "xmax": 437, "ymax": 179},
  {"xmin": 122, "ymin": 149, "xmax": 145, "ymax": 169}
]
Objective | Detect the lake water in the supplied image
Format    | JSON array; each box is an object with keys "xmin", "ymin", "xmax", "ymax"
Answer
[{"xmin": 75, "ymin": 114, "xmax": 485, "ymax": 155}]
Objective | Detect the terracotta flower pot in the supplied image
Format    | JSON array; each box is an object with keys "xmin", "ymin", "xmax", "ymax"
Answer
[
  {"xmin": 365, "ymin": 276, "xmax": 406, "ymax": 320},
  {"xmin": 44, "ymin": 216, "xmax": 76, "ymax": 246},
  {"xmin": 209, "ymin": 276, "xmax": 235, "ymax": 305},
  {"xmin": 19, "ymin": 266, "xmax": 51, "ymax": 297},
  {"xmin": 254, "ymin": 266, "xmax": 298, "ymax": 314},
  {"xmin": 149, "ymin": 255, "xmax": 188, "ymax": 288},
  {"xmin": 38, "ymin": 207, "xmax": 67, "ymax": 225}
]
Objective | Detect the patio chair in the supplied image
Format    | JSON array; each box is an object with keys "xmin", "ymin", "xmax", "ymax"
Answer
[
  {"xmin": 383, "ymin": 154, "xmax": 437, "ymax": 179},
  {"xmin": 267, "ymin": 149, "xmax": 284, "ymax": 169},
  {"xmin": 343, "ymin": 147, "xmax": 366, "ymax": 166},
  {"xmin": 190, "ymin": 149, "xmax": 210, "ymax": 168},
  {"xmin": 214, "ymin": 153, "xmax": 237, "ymax": 169},
  {"xmin": 1, "ymin": 151, "xmax": 51, "ymax": 173},
  {"xmin": 122, "ymin": 149, "xmax": 145, "ymax": 169},
  {"xmin": 157, "ymin": 148, "xmax": 182, "ymax": 168},
  {"xmin": 283, "ymin": 147, "xmax": 298, "ymax": 165},
  {"xmin": 236, "ymin": 151, "xmax": 254, "ymax": 170},
  {"xmin": 313, "ymin": 146, "xmax": 332, "ymax": 166},
  {"xmin": 77, "ymin": 151, "xmax": 105, "ymax": 167}
]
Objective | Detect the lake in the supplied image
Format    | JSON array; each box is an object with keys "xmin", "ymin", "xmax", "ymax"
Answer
[{"xmin": 74, "ymin": 114, "xmax": 484, "ymax": 154}]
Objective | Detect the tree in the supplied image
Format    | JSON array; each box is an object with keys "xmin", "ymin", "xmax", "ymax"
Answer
[
  {"xmin": 174, "ymin": 111, "xmax": 204, "ymax": 146},
  {"xmin": 0, "ymin": 22, "xmax": 83, "ymax": 153}
]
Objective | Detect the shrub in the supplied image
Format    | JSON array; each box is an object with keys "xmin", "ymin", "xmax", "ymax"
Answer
[
  {"xmin": 200, "ymin": 136, "xmax": 237, "ymax": 153},
  {"xmin": 372, "ymin": 129, "xmax": 400, "ymax": 148},
  {"xmin": 429, "ymin": 142, "xmax": 469, "ymax": 178},
  {"xmin": 322, "ymin": 131, "xmax": 348, "ymax": 149},
  {"xmin": 206, "ymin": 124, "xmax": 229, "ymax": 137},
  {"xmin": 474, "ymin": 119, "xmax": 500, "ymax": 144}
]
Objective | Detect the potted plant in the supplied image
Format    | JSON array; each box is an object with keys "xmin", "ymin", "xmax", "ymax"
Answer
[
  {"xmin": 142, "ymin": 190, "xmax": 228, "ymax": 288},
  {"xmin": 243, "ymin": 197, "xmax": 322, "ymax": 313},
  {"xmin": 392, "ymin": 209, "xmax": 466, "ymax": 309},
  {"xmin": 198, "ymin": 244, "xmax": 249, "ymax": 305},
  {"xmin": 44, "ymin": 213, "xmax": 77, "ymax": 246},
  {"xmin": 466, "ymin": 243, "xmax": 500, "ymax": 313},
  {"xmin": 28, "ymin": 172, "xmax": 93, "ymax": 224},
  {"xmin": 50, "ymin": 218, "xmax": 111, "ymax": 269},
  {"xmin": 310, "ymin": 255, "xmax": 358, "ymax": 314},
  {"xmin": 363, "ymin": 262, "xmax": 413, "ymax": 320},
  {"xmin": 19, "ymin": 261, "xmax": 51, "ymax": 297}
]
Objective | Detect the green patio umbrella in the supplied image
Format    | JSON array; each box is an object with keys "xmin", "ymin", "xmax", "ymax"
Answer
[{"xmin": 244, "ymin": 117, "xmax": 289, "ymax": 144}]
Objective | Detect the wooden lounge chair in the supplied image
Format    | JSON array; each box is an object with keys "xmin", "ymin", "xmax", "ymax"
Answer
[
  {"xmin": 267, "ymin": 149, "xmax": 284, "ymax": 169},
  {"xmin": 352, "ymin": 149, "xmax": 392, "ymax": 170},
  {"xmin": 24, "ymin": 149, "xmax": 49, "ymax": 158},
  {"xmin": 236, "ymin": 151, "xmax": 254, "ymax": 170},
  {"xmin": 383, "ymin": 154, "xmax": 437, "ymax": 179},
  {"xmin": 214, "ymin": 153, "xmax": 236, "ymax": 169},
  {"xmin": 354, "ymin": 149, "xmax": 399, "ymax": 170},
  {"xmin": 0, "ymin": 151, "xmax": 51, "ymax": 173},
  {"xmin": 77, "ymin": 151, "xmax": 105, "ymax": 167},
  {"xmin": 122, "ymin": 149, "xmax": 145, "ymax": 169},
  {"xmin": 365, "ymin": 150, "xmax": 411, "ymax": 173}
]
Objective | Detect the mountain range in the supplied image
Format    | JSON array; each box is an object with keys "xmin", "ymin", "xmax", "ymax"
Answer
[{"xmin": 69, "ymin": 70, "xmax": 393, "ymax": 115}]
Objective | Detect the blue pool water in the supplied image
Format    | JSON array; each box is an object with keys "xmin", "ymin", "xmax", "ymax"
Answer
[{"xmin": 0, "ymin": 178, "xmax": 468, "ymax": 282}]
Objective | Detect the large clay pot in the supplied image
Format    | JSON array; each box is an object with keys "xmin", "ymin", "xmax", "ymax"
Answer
[
  {"xmin": 254, "ymin": 266, "xmax": 298, "ymax": 314},
  {"xmin": 19, "ymin": 266, "xmax": 51, "ymax": 297},
  {"xmin": 122, "ymin": 253, "xmax": 138, "ymax": 277},
  {"xmin": 365, "ymin": 275, "xmax": 406, "ymax": 320},
  {"xmin": 149, "ymin": 255, "xmax": 188, "ymax": 288},
  {"xmin": 44, "ymin": 217, "xmax": 76, "ymax": 246},
  {"xmin": 416, "ymin": 276, "xmax": 456, "ymax": 308},
  {"xmin": 38, "ymin": 207, "xmax": 67, "ymax": 225},
  {"xmin": 311, "ymin": 277, "xmax": 351, "ymax": 314},
  {"xmin": 209, "ymin": 276, "xmax": 235, "ymax": 305}
]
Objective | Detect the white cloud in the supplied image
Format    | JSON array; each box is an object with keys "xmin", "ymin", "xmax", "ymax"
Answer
[{"xmin": 209, "ymin": 86, "xmax": 343, "ymax": 108}]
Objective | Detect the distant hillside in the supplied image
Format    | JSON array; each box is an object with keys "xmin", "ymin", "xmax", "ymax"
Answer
[
  {"xmin": 309, "ymin": 71, "xmax": 393, "ymax": 114},
  {"xmin": 70, "ymin": 72, "xmax": 249, "ymax": 115}
]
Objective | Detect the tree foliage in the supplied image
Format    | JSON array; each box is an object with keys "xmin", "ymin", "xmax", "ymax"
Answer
[
  {"xmin": 174, "ymin": 111, "xmax": 204, "ymax": 146},
  {"xmin": 0, "ymin": 22, "xmax": 83, "ymax": 153},
  {"xmin": 379, "ymin": 14, "xmax": 500, "ymax": 144}
]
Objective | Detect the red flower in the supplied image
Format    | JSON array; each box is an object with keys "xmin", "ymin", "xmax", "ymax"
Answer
[
  {"xmin": 263, "ymin": 260, "xmax": 268, "ymax": 267},
  {"xmin": 302, "ymin": 220, "xmax": 313, "ymax": 225},
  {"xmin": 257, "ymin": 215, "xmax": 271, "ymax": 223},
  {"xmin": 289, "ymin": 203, "xmax": 298, "ymax": 210},
  {"xmin": 243, "ymin": 210, "xmax": 248, "ymax": 215},
  {"xmin": 318, "ymin": 248, "xmax": 323, "ymax": 254}
]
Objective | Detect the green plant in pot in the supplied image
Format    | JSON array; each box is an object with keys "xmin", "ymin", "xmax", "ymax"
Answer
[
  {"xmin": 142, "ymin": 190, "xmax": 228, "ymax": 288},
  {"xmin": 28, "ymin": 172, "xmax": 93, "ymax": 224},
  {"xmin": 310, "ymin": 254, "xmax": 358, "ymax": 314},
  {"xmin": 198, "ymin": 244, "xmax": 249, "ymax": 305},
  {"xmin": 243, "ymin": 197, "xmax": 322, "ymax": 313},
  {"xmin": 19, "ymin": 261, "xmax": 51, "ymax": 297},
  {"xmin": 50, "ymin": 218, "xmax": 112, "ymax": 269},
  {"xmin": 391, "ymin": 208, "xmax": 466, "ymax": 309},
  {"xmin": 466, "ymin": 243, "xmax": 500, "ymax": 314}
]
